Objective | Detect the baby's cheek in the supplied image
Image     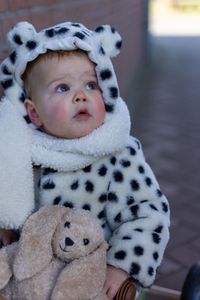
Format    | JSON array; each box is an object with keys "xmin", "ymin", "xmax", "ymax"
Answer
[{"xmin": 48, "ymin": 102, "xmax": 69, "ymax": 124}]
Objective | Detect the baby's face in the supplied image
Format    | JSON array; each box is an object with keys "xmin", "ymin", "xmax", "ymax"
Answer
[{"xmin": 25, "ymin": 53, "xmax": 105, "ymax": 139}]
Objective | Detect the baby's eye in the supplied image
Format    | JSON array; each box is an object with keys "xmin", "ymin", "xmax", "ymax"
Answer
[
  {"xmin": 85, "ymin": 81, "xmax": 99, "ymax": 91},
  {"xmin": 56, "ymin": 84, "xmax": 69, "ymax": 93}
]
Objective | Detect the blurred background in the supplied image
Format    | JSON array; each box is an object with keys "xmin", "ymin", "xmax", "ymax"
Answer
[{"xmin": 0, "ymin": 0, "xmax": 200, "ymax": 298}]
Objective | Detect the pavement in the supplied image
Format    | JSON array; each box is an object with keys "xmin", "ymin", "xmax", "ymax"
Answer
[{"xmin": 126, "ymin": 2, "xmax": 200, "ymax": 299}]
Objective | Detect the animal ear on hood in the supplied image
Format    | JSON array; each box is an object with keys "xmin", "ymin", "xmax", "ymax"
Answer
[
  {"xmin": 8, "ymin": 21, "xmax": 37, "ymax": 50},
  {"xmin": 94, "ymin": 25, "xmax": 122, "ymax": 58},
  {"xmin": 13, "ymin": 206, "xmax": 68, "ymax": 281}
]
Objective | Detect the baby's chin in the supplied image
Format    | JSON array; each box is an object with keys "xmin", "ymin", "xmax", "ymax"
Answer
[{"xmin": 63, "ymin": 122, "xmax": 104, "ymax": 139}]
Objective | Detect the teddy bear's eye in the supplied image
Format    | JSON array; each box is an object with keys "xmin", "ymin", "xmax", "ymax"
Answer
[
  {"xmin": 83, "ymin": 238, "xmax": 89, "ymax": 246},
  {"xmin": 64, "ymin": 221, "xmax": 71, "ymax": 228}
]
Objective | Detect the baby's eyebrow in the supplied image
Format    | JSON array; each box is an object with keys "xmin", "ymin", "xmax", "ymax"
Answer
[{"xmin": 47, "ymin": 74, "xmax": 68, "ymax": 87}]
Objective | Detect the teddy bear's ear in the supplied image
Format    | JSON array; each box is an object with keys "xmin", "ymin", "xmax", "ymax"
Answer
[
  {"xmin": 13, "ymin": 206, "xmax": 68, "ymax": 281},
  {"xmin": 0, "ymin": 247, "xmax": 12, "ymax": 290},
  {"xmin": 94, "ymin": 25, "xmax": 122, "ymax": 58}
]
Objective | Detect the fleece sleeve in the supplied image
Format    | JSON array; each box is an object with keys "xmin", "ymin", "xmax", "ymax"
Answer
[{"xmin": 105, "ymin": 137, "xmax": 170, "ymax": 288}]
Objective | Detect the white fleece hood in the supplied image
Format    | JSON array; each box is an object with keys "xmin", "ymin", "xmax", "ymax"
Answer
[{"xmin": 0, "ymin": 21, "xmax": 131, "ymax": 229}]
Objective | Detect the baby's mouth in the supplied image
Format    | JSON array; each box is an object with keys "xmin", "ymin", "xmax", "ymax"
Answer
[{"xmin": 74, "ymin": 109, "xmax": 91, "ymax": 120}]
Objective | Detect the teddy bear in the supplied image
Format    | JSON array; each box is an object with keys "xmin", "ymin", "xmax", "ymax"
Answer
[{"xmin": 0, "ymin": 206, "xmax": 108, "ymax": 300}]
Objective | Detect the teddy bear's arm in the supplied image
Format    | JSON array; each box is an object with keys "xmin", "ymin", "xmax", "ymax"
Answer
[
  {"xmin": 51, "ymin": 242, "xmax": 107, "ymax": 300},
  {"xmin": 0, "ymin": 247, "xmax": 13, "ymax": 290}
]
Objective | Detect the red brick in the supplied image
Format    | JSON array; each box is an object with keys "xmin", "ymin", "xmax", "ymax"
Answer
[{"xmin": 0, "ymin": 0, "xmax": 8, "ymax": 12}]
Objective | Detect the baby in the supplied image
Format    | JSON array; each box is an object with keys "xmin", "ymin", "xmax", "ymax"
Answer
[{"xmin": 0, "ymin": 21, "xmax": 170, "ymax": 299}]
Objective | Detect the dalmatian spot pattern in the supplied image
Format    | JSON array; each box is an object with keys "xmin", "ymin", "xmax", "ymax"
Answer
[{"xmin": 36, "ymin": 136, "xmax": 169, "ymax": 289}]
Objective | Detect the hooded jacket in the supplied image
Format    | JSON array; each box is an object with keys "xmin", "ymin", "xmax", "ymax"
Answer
[{"xmin": 0, "ymin": 21, "xmax": 170, "ymax": 288}]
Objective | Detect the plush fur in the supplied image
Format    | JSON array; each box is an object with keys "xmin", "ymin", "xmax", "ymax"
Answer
[{"xmin": 0, "ymin": 206, "xmax": 108, "ymax": 300}]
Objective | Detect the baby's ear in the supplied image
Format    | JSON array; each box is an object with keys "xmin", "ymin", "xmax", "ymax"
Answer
[
  {"xmin": 94, "ymin": 25, "xmax": 122, "ymax": 58},
  {"xmin": 13, "ymin": 206, "xmax": 67, "ymax": 280},
  {"xmin": 7, "ymin": 21, "xmax": 37, "ymax": 50},
  {"xmin": 24, "ymin": 99, "xmax": 43, "ymax": 127}
]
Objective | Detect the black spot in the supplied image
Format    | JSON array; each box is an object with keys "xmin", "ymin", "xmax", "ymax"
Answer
[
  {"xmin": 140, "ymin": 199, "xmax": 148, "ymax": 203},
  {"xmin": 26, "ymin": 40, "xmax": 37, "ymax": 50},
  {"xmin": 99, "ymin": 193, "xmax": 107, "ymax": 203},
  {"xmin": 100, "ymin": 69, "xmax": 112, "ymax": 81},
  {"xmin": 70, "ymin": 180, "xmax": 79, "ymax": 190},
  {"xmin": 10, "ymin": 51, "xmax": 16, "ymax": 64},
  {"xmin": 42, "ymin": 180, "xmax": 55, "ymax": 189},
  {"xmin": 162, "ymin": 202, "xmax": 169, "ymax": 213},
  {"xmin": 13, "ymin": 34, "xmax": 23, "ymax": 45},
  {"xmin": 155, "ymin": 225, "xmax": 163, "ymax": 233},
  {"xmin": 113, "ymin": 170, "xmax": 123, "ymax": 182},
  {"xmin": 109, "ymin": 86, "xmax": 118, "ymax": 99},
  {"xmin": 127, "ymin": 196, "xmax": 135, "ymax": 205},
  {"xmin": 63, "ymin": 201, "xmax": 74, "ymax": 208},
  {"xmin": 135, "ymin": 139, "xmax": 141, "ymax": 149},
  {"xmin": 152, "ymin": 233, "xmax": 161, "ymax": 244},
  {"xmin": 83, "ymin": 165, "xmax": 92, "ymax": 173},
  {"xmin": 134, "ymin": 246, "xmax": 144, "ymax": 256},
  {"xmin": 2, "ymin": 65, "xmax": 11, "ymax": 75},
  {"xmin": 130, "ymin": 179, "xmax": 140, "ymax": 191},
  {"xmin": 127, "ymin": 146, "xmax": 136, "ymax": 156},
  {"xmin": 24, "ymin": 114, "xmax": 31, "ymax": 123},
  {"xmin": 157, "ymin": 189, "xmax": 163, "ymax": 197},
  {"xmin": 83, "ymin": 238, "xmax": 89, "ymax": 245},
  {"xmin": 38, "ymin": 178, "xmax": 41, "ymax": 188},
  {"xmin": 56, "ymin": 27, "xmax": 69, "ymax": 34},
  {"xmin": 98, "ymin": 210, "xmax": 105, "ymax": 219},
  {"xmin": 71, "ymin": 23, "xmax": 81, "ymax": 27},
  {"xmin": 82, "ymin": 30, "xmax": 89, "ymax": 36},
  {"xmin": 138, "ymin": 165, "xmax": 145, "ymax": 174},
  {"xmin": 110, "ymin": 156, "xmax": 117, "ymax": 165},
  {"xmin": 64, "ymin": 221, "xmax": 71, "ymax": 228},
  {"xmin": 108, "ymin": 192, "xmax": 118, "ymax": 202},
  {"xmin": 105, "ymin": 103, "xmax": 114, "ymax": 113},
  {"xmin": 99, "ymin": 46, "xmax": 105, "ymax": 55},
  {"xmin": 134, "ymin": 228, "xmax": 143, "ymax": 232},
  {"xmin": 115, "ymin": 250, "xmax": 126, "ymax": 260},
  {"xmin": 95, "ymin": 26, "xmax": 104, "ymax": 33},
  {"xmin": 153, "ymin": 252, "xmax": 159, "ymax": 261},
  {"xmin": 111, "ymin": 27, "xmax": 116, "ymax": 33},
  {"xmin": 114, "ymin": 212, "xmax": 121, "ymax": 223},
  {"xmin": 130, "ymin": 262, "xmax": 141, "ymax": 276},
  {"xmin": 98, "ymin": 165, "xmax": 107, "ymax": 176},
  {"xmin": 149, "ymin": 204, "xmax": 158, "ymax": 211},
  {"xmin": 20, "ymin": 93, "xmax": 25, "ymax": 102},
  {"xmin": 85, "ymin": 180, "xmax": 94, "ymax": 193},
  {"xmin": 148, "ymin": 266, "xmax": 154, "ymax": 276},
  {"xmin": 130, "ymin": 205, "xmax": 139, "ymax": 217},
  {"xmin": 82, "ymin": 204, "xmax": 91, "ymax": 211},
  {"xmin": 145, "ymin": 177, "xmax": 152, "ymax": 186},
  {"xmin": 1, "ymin": 79, "xmax": 13, "ymax": 89},
  {"xmin": 45, "ymin": 29, "xmax": 55, "ymax": 37},
  {"xmin": 53, "ymin": 196, "xmax": 61, "ymax": 205},
  {"xmin": 43, "ymin": 167, "xmax": 57, "ymax": 175},
  {"xmin": 74, "ymin": 32, "xmax": 85, "ymax": 39},
  {"xmin": 116, "ymin": 40, "xmax": 122, "ymax": 49},
  {"xmin": 122, "ymin": 236, "xmax": 131, "ymax": 240},
  {"xmin": 120, "ymin": 159, "xmax": 131, "ymax": 168}
]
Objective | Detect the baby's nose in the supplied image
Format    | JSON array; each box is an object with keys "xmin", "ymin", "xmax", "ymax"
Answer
[
  {"xmin": 65, "ymin": 237, "xmax": 74, "ymax": 246},
  {"xmin": 74, "ymin": 91, "xmax": 86, "ymax": 102}
]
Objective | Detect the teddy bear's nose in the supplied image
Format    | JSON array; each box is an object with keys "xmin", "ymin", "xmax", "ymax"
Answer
[{"xmin": 65, "ymin": 237, "xmax": 74, "ymax": 246}]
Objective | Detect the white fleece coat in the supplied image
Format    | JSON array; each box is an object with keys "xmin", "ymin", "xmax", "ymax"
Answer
[
  {"xmin": 0, "ymin": 97, "xmax": 169, "ymax": 288},
  {"xmin": 0, "ymin": 21, "xmax": 170, "ymax": 289}
]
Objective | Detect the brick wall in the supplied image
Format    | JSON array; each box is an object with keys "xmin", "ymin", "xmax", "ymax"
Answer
[{"xmin": 0, "ymin": 0, "xmax": 148, "ymax": 97}]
